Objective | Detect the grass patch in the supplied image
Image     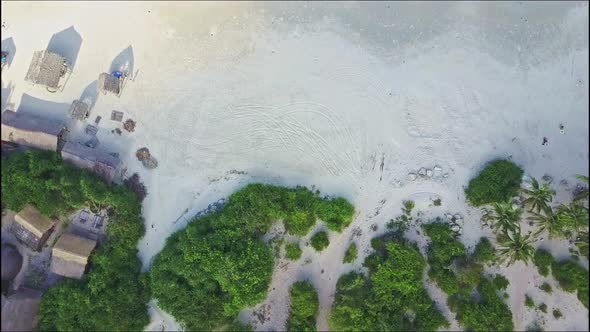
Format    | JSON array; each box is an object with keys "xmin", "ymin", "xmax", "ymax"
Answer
[
  {"xmin": 150, "ymin": 184, "xmax": 354, "ymax": 330},
  {"xmin": 285, "ymin": 242, "xmax": 302, "ymax": 261},
  {"xmin": 540, "ymin": 282, "xmax": 552, "ymax": 294},
  {"xmin": 330, "ymin": 232, "xmax": 448, "ymax": 331},
  {"xmin": 286, "ymin": 281, "xmax": 319, "ymax": 331},
  {"xmin": 2, "ymin": 151, "xmax": 150, "ymax": 331},
  {"xmin": 343, "ymin": 242, "xmax": 357, "ymax": 264},
  {"xmin": 310, "ymin": 231, "xmax": 330, "ymax": 252},
  {"xmin": 465, "ymin": 159, "xmax": 524, "ymax": 206}
]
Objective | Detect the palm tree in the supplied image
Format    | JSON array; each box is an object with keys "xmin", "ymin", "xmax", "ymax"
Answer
[
  {"xmin": 483, "ymin": 202, "xmax": 523, "ymax": 233},
  {"xmin": 575, "ymin": 231, "xmax": 589, "ymax": 257},
  {"xmin": 497, "ymin": 227, "xmax": 535, "ymax": 266},
  {"xmin": 556, "ymin": 202, "xmax": 589, "ymax": 237},
  {"xmin": 529, "ymin": 207, "xmax": 563, "ymax": 239},
  {"xmin": 521, "ymin": 177, "xmax": 555, "ymax": 213},
  {"xmin": 574, "ymin": 175, "xmax": 589, "ymax": 202}
]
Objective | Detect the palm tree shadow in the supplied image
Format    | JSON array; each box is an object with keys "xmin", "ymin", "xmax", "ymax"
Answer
[
  {"xmin": 110, "ymin": 45, "xmax": 134, "ymax": 76},
  {"xmin": 46, "ymin": 26, "xmax": 82, "ymax": 69}
]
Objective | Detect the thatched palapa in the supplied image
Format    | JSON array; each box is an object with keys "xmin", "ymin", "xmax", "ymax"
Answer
[
  {"xmin": 61, "ymin": 142, "xmax": 120, "ymax": 183},
  {"xmin": 50, "ymin": 233, "xmax": 96, "ymax": 279},
  {"xmin": 98, "ymin": 72, "xmax": 120, "ymax": 95},
  {"xmin": 11, "ymin": 205, "xmax": 56, "ymax": 252},
  {"xmin": 69, "ymin": 100, "xmax": 90, "ymax": 120},
  {"xmin": 1, "ymin": 110, "xmax": 66, "ymax": 151},
  {"xmin": 24, "ymin": 50, "xmax": 67, "ymax": 89}
]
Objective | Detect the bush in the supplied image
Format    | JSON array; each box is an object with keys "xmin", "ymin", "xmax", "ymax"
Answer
[
  {"xmin": 330, "ymin": 236, "xmax": 448, "ymax": 331},
  {"xmin": 552, "ymin": 309, "xmax": 563, "ymax": 319},
  {"xmin": 525, "ymin": 294, "xmax": 535, "ymax": 308},
  {"xmin": 540, "ymin": 282, "xmax": 552, "ymax": 294},
  {"xmin": 402, "ymin": 200, "xmax": 415, "ymax": 215},
  {"xmin": 465, "ymin": 160, "xmax": 524, "ymax": 206},
  {"xmin": 473, "ymin": 237, "xmax": 496, "ymax": 264},
  {"xmin": 433, "ymin": 198, "xmax": 442, "ymax": 206},
  {"xmin": 310, "ymin": 231, "xmax": 330, "ymax": 252},
  {"xmin": 538, "ymin": 303, "xmax": 548, "ymax": 313},
  {"xmin": 2, "ymin": 151, "xmax": 150, "ymax": 331},
  {"xmin": 150, "ymin": 184, "xmax": 354, "ymax": 330},
  {"xmin": 493, "ymin": 274, "xmax": 510, "ymax": 290},
  {"xmin": 286, "ymin": 281, "xmax": 319, "ymax": 331},
  {"xmin": 533, "ymin": 249, "xmax": 553, "ymax": 277},
  {"xmin": 286, "ymin": 243, "xmax": 303, "ymax": 260},
  {"xmin": 343, "ymin": 242, "xmax": 357, "ymax": 264},
  {"xmin": 551, "ymin": 259, "xmax": 589, "ymax": 308}
]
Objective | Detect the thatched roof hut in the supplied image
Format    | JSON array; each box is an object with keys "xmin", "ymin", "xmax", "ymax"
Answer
[
  {"xmin": 69, "ymin": 100, "xmax": 90, "ymax": 121},
  {"xmin": 11, "ymin": 205, "xmax": 57, "ymax": 252},
  {"xmin": 61, "ymin": 142, "xmax": 120, "ymax": 183},
  {"xmin": 97, "ymin": 72, "xmax": 120, "ymax": 95},
  {"xmin": 1, "ymin": 110, "xmax": 66, "ymax": 152},
  {"xmin": 1, "ymin": 244, "xmax": 23, "ymax": 282},
  {"xmin": 1, "ymin": 287, "xmax": 42, "ymax": 332},
  {"xmin": 24, "ymin": 50, "xmax": 67, "ymax": 89},
  {"xmin": 50, "ymin": 233, "xmax": 96, "ymax": 279}
]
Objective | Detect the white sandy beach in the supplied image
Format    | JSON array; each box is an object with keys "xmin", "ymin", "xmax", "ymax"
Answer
[{"xmin": 2, "ymin": 1, "xmax": 589, "ymax": 331}]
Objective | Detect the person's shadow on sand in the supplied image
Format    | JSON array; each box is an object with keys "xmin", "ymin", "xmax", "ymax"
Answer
[{"xmin": 46, "ymin": 26, "xmax": 82, "ymax": 70}]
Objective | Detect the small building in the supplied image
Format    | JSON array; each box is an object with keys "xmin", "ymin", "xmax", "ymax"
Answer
[
  {"xmin": 68, "ymin": 99, "xmax": 90, "ymax": 121},
  {"xmin": 10, "ymin": 205, "xmax": 56, "ymax": 252},
  {"xmin": 61, "ymin": 142, "xmax": 120, "ymax": 183},
  {"xmin": 1, "ymin": 287, "xmax": 42, "ymax": 332},
  {"xmin": 1, "ymin": 110, "xmax": 67, "ymax": 152},
  {"xmin": 50, "ymin": 233, "xmax": 96, "ymax": 279},
  {"xmin": 98, "ymin": 72, "xmax": 121, "ymax": 96},
  {"xmin": 24, "ymin": 50, "xmax": 67, "ymax": 90}
]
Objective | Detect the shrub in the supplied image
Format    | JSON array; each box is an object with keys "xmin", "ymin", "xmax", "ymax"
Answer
[
  {"xmin": 402, "ymin": 200, "xmax": 415, "ymax": 215},
  {"xmin": 150, "ymin": 184, "xmax": 354, "ymax": 330},
  {"xmin": 473, "ymin": 237, "xmax": 495, "ymax": 264},
  {"xmin": 343, "ymin": 242, "xmax": 357, "ymax": 264},
  {"xmin": 316, "ymin": 197, "xmax": 355, "ymax": 232},
  {"xmin": 540, "ymin": 282, "xmax": 552, "ymax": 294},
  {"xmin": 538, "ymin": 303, "xmax": 548, "ymax": 313},
  {"xmin": 286, "ymin": 243, "xmax": 302, "ymax": 261},
  {"xmin": 525, "ymin": 294, "xmax": 535, "ymax": 308},
  {"xmin": 2, "ymin": 151, "xmax": 150, "ymax": 331},
  {"xmin": 493, "ymin": 274, "xmax": 510, "ymax": 290},
  {"xmin": 552, "ymin": 309, "xmax": 562, "ymax": 319},
  {"xmin": 433, "ymin": 198, "xmax": 442, "ymax": 206},
  {"xmin": 310, "ymin": 231, "xmax": 330, "ymax": 252},
  {"xmin": 551, "ymin": 259, "xmax": 589, "ymax": 308},
  {"xmin": 330, "ymin": 236, "xmax": 448, "ymax": 331},
  {"xmin": 533, "ymin": 249, "xmax": 553, "ymax": 277},
  {"xmin": 286, "ymin": 281, "xmax": 319, "ymax": 331},
  {"xmin": 465, "ymin": 160, "xmax": 524, "ymax": 206}
]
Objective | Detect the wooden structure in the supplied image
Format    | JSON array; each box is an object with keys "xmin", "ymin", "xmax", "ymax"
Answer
[
  {"xmin": 68, "ymin": 99, "xmax": 90, "ymax": 121},
  {"xmin": 60, "ymin": 142, "xmax": 120, "ymax": 183},
  {"xmin": 1, "ymin": 287, "xmax": 42, "ymax": 332},
  {"xmin": 1, "ymin": 110, "xmax": 67, "ymax": 152},
  {"xmin": 10, "ymin": 205, "xmax": 56, "ymax": 252},
  {"xmin": 24, "ymin": 50, "xmax": 68, "ymax": 91},
  {"xmin": 50, "ymin": 233, "xmax": 96, "ymax": 279}
]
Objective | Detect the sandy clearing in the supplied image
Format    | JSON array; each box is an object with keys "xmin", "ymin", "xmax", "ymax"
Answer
[{"xmin": 2, "ymin": 1, "xmax": 588, "ymax": 331}]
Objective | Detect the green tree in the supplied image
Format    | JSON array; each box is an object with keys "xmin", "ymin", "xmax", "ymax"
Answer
[
  {"xmin": 497, "ymin": 228, "xmax": 535, "ymax": 266},
  {"xmin": 286, "ymin": 281, "xmax": 319, "ymax": 332},
  {"xmin": 556, "ymin": 203, "xmax": 589, "ymax": 237},
  {"xmin": 310, "ymin": 231, "xmax": 330, "ymax": 252},
  {"xmin": 465, "ymin": 159, "xmax": 523, "ymax": 206},
  {"xmin": 529, "ymin": 207, "xmax": 563, "ymax": 239},
  {"xmin": 521, "ymin": 178, "xmax": 554, "ymax": 213},
  {"xmin": 286, "ymin": 242, "xmax": 303, "ymax": 260},
  {"xmin": 483, "ymin": 202, "xmax": 522, "ymax": 234}
]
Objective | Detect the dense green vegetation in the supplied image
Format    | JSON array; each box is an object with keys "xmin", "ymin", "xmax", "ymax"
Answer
[
  {"xmin": 286, "ymin": 281, "xmax": 319, "ymax": 332},
  {"xmin": 343, "ymin": 242, "xmax": 357, "ymax": 263},
  {"xmin": 285, "ymin": 242, "xmax": 303, "ymax": 260},
  {"xmin": 1, "ymin": 151, "xmax": 150, "ymax": 331},
  {"xmin": 465, "ymin": 159, "xmax": 524, "ymax": 206},
  {"xmin": 473, "ymin": 237, "xmax": 496, "ymax": 264},
  {"xmin": 533, "ymin": 249, "xmax": 553, "ymax": 277},
  {"xmin": 329, "ymin": 231, "xmax": 448, "ymax": 331},
  {"xmin": 310, "ymin": 231, "xmax": 330, "ymax": 252},
  {"xmin": 493, "ymin": 274, "xmax": 510, "ymax": 290},
  {"xmin": 150, "ymin": 184, "xmax": 354, "ymax": 330},
  {"xmin": 423, "ymin": 223, "xmax": 514, "ymax": 331}
]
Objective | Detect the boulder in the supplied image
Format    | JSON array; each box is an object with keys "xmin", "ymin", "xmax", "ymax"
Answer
[
  {"xmin": 407, "ymin": 173, "xmax": 417, "ymax": 181},
  {"xmin": 451, "ymin": 224, "xmax": 461, "ymax": 233},
  {"xmin": 426, "ymin": 169, "xmax": 434, "ymax": 177},
  {"xmin": 418, "ymin": 167, "xmax": 426, "ymax": 176}
]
